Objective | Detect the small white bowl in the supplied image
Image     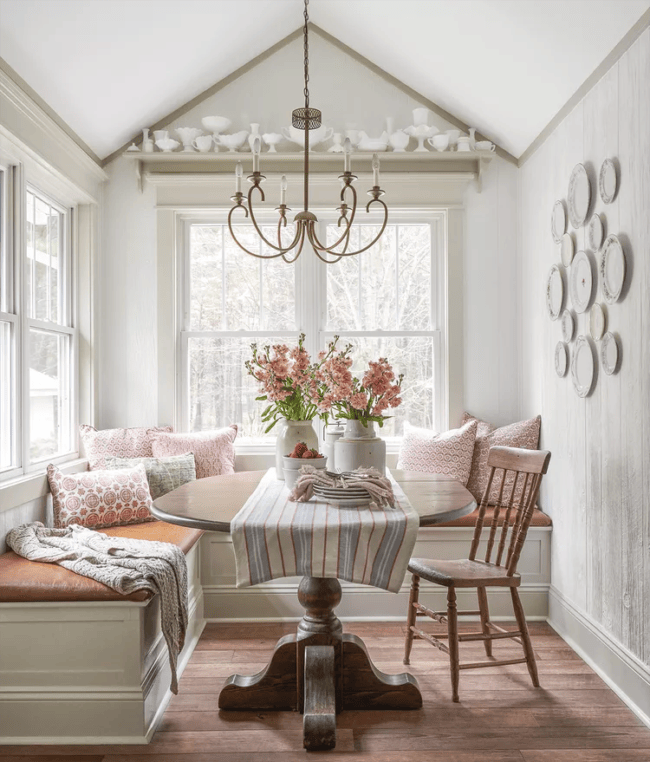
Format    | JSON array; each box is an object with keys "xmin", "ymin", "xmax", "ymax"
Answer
[
  {"xmin": 201, "ymin": 116, "xmax": 232, "ymax": 134},
  {"xmin": 283, "ymin": 455, "xmax": 327, "ymax": 489}
]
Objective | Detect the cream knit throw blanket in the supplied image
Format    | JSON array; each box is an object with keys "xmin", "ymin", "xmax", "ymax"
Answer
[{"xmin": 7, "ymin": 521, "xmax": 188, "ymax": 694}]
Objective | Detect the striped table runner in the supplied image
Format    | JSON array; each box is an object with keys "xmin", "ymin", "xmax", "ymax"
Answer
[{"xmin": 231, "ymin": 469, "xmax": 419, "ymax": 593}]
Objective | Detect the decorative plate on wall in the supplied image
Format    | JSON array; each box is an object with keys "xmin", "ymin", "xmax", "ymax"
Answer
[
  {"xmin": 589, "ymin": 303, "xmax": 606, "ymax": 341},
  {"xmin": 587, "ymin": 213, "xmax": 604, "ymax": 251},
  {"xmin": 599, "ymin": 158, "xmax": 618, "ymax": 204},
  {"xmin": 601, "ymin": 332, "xmax": 619, "ymax": 375},
  {"xmin": 561, "ymin": 309, "xmax": 575, "ymax": 343},
  {"xmin": 571, "ymin": 335, "xmax": 595, "ymax": 397},
  {"xmin": 560, "ymin": 232, "xmax": 575, "ymax": 267},
  {"xmin": 555, "ymin": 341, "xmax": 569, "ymax": 377},
  {"xmin": 552, "ymin": 200, "xmax": 567, "ymax": 243},
  {"xmin": 546, "ymin": 264, "xmax": 565, "ymax": 320},
  {"xmin": 568, "ymin": 163, "xmax": 591, "ymax": 228},
  {"xmin": 600, "ymin": 234, "xmax": 626, "ymax": 303},
  {"xmin": 569, "ymin": 251, "xmax": 593, "ymax": 313}
]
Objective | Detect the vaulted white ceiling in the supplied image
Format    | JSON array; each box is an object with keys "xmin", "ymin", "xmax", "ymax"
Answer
[{"xmin": 0, "ymin": 0, "xmax": 648, "ymax": 161}]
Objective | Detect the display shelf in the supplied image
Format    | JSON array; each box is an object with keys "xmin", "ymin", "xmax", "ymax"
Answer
[{"xmin": 124, "ymin": 149, "xmax": 494, "ymax": 193}]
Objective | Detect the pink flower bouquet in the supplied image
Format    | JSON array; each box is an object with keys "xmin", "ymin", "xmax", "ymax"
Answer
[
  {"xmin": 245, "ymin": 334, "xmax": 320, "ymax": 432},
  {"xmin": 313, "ymin": 338, "xmax": 403, "ymax": 428}
]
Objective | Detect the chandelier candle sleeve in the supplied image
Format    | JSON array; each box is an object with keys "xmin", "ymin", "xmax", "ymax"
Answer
[
  {"xmin": 235, "ymin": 161, "xmax": 243, "ymax": 194},
  {"xmin": 373, "ymin": 154, "xmax": 380, "ymax": 187},
  {"xmin": 280, "ymin": 175, "xmax": 288, "ymax": 205},
  {"xmin": 344, "ymin": 137, "xmax": 352, "ymax": 173},
  {"xmin": 253, "ymin": 137, "xmax": 261, "ymax": 173}
]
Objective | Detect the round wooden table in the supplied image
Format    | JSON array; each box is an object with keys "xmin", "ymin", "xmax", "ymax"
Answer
[{"xmin": 152, "ymin": 469, "xmax": 475, "ymax": 751}]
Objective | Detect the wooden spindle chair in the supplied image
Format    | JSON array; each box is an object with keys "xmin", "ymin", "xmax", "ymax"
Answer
[{"xmin": 403, "ymin": 445, "xmax": 551, "ymax": 702}]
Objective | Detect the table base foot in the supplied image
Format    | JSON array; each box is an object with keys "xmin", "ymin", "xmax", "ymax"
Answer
[
  {"xmin": 218, "ymin": 633, "xmax": 298, "ymax": 710},
  {"xmin": 342, "ymin": 633, "xmax": 422, "ymax": 710},
  {"xmin": 303, "ymin": 645, "xmax": 337, "ymax": 751}
]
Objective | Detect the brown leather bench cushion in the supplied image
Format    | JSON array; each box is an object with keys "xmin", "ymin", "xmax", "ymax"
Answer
[
  {"xmin": 0, "ymin": 521, "xmax": 203, "ymax": 604},
  {"xmin": 435, "ymin": 506, "xmax": 552, "ymax": 528}
]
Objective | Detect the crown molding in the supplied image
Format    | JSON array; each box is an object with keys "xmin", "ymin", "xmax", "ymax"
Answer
[
  {"xmin": 0, "ymin": 56, "xmax": 102, "ymax": 169},
  {"xmin": 518, "ymin": 9, "xmax": 650, "ymax": 167},
  {"xmin": 0, "ymin": 65, "xmax": 107, "ymax": 191}
]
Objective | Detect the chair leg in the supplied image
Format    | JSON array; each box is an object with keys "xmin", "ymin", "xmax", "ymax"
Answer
[
  {"xmin": 403, "ymin": 574, "xmax": 420, "ymax": 665},
  {"xmin": 510, "ymin": 587, "xmax": 540, "ymax": 687},
  {"xmin": 477, "ymin": 586, "xmax": 492, "ymax": 657},
  {"xmin": 447, "ymin": 586, "xmax": 460, "ymax": 702}
]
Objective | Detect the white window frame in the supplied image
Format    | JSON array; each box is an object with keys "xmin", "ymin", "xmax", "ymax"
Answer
[
  {"xmin": 177, "ymin": 208, "xmax": 447, "ymax": 453},
  {"xmin": 0, "ymin": 164, "xmax": 79, "ymax": 483}
]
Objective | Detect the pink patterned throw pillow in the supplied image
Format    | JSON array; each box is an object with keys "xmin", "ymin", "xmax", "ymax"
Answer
[
  {"xmin": 48, "ymin": 463, "xmax": 155, "ymax": 529},
  {"xmin": 150, "ymin": 425, "xmax": 238, "ymax": 479},
  {"xmin": 397, "ymin": 420, "xmax": 478, "ymax": 485},
  {"xmin": 461, "ymin": 412, "xmax": 542, "ymax": 503},
  {"xmin": 80, "ymin": 425, "xmax": 173, "ymax": 470}
]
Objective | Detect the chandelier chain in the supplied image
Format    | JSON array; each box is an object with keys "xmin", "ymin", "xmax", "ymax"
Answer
[{"xmin": 303, "ymin": 0, "xmax": 309, "ymax": 107}]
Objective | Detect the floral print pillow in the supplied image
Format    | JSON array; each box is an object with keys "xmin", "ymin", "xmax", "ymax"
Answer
[{"xmin": 48, "ymin": 463, "xmax": 155, "ymax": 529}]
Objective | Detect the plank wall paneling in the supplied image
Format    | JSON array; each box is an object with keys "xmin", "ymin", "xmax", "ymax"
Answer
[{"xmin": 519, "ymin": 27, "xmax": 650, "ymax": 666}]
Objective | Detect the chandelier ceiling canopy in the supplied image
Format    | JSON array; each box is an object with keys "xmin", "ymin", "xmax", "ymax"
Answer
[{"xmin": 227, "ymin": 0, "xmax": 388, "ymax": 264}]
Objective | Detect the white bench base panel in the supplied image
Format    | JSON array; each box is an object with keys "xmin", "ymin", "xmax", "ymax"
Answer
[{"xmin": 0, "ymin": 543, "xmax": 204, "ymax": 745}]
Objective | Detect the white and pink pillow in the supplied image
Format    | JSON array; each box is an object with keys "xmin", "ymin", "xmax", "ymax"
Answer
[
  {"xmin": 397, "ymin": 420, "xmax": 478, "ymax": 486},
  {"xmin": 461, "ymin": 412, "xmax": 542, "ymax": 503},
  {"xmin": 80, "ymin": 425, "xmax": 173, "ymax": 470},
  {"xmin": 151, "ymin": 425, "xmax": 238, "ymax": 479},
  {"xmin": 48, "ymin": 463, "xmax": 155, "ymax": 529}
]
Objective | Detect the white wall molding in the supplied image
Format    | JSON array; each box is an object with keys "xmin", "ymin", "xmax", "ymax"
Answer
[
  {"xmin": 549, "ymin": 585, "xmax": 650, "ymax": 729},
  {"xmin": 0, "ymin": 68, "xmax": 106, "ymax": 200}
]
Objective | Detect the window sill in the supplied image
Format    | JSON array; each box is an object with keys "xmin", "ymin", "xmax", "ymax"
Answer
[{"xmin": 0, "ymin": 458, "xmax": 88, "ymax": 514}]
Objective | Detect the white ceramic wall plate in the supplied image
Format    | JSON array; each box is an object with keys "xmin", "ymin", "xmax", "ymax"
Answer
[
  {"xmin": 589, "ymin": 303, "xmax": 606, "ymax": 341},
  {"xmin": 587, "ymin": 213, "xmax": 604, "ymax": 251},
  {"xmin": 560, "ymin": 232, "xmax": 575, "ymax": 267},
  {"xmin": 561, "ymin": 309, "xmax": 575, "ymax": 342},
  {"xmin": 551, "ymin": 200, "xmax": 567, "ymax": 243},
  {"xmin": 568, "ymin": 163, "xmax": 591, "ymax": 228},
  {"xmin": 546, "ymin": 264, "xmax": 565, "ymax": 320},
  {"xmin": 555, "ymin": 341, "xmax": 569, "ymax": 377},
  {"xmin": 601, "ymin": 332, "xmax": 619, "ymax": 375},
  {"xmin": 569, "ymin": 250, "xmax": 593, "ymax": 313},
  {"xmin": 600, "ymin": 234, "xmax": 626, "ymax": 303},
  {"xmin": 571, "ymin": 335, "xmax": 595, "ymax": 397},
  {"xmin": 599, "ymin": 158, "xmax": 618, "ymax": 204}
]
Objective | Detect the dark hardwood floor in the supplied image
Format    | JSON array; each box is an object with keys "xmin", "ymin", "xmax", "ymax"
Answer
[{"xmin": 1, "ymin": 621, "xmax": 649, "ymax": 761}]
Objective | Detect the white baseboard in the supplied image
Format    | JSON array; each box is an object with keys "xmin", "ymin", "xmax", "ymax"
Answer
[{"xmin": 548, "ymin": 585, "xmax": 650, "ymax": 729}]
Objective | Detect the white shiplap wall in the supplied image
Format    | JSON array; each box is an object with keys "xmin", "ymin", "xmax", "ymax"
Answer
[{"xmin": 519, "ymin": 27, "xmax": 650, "ymax": 666}]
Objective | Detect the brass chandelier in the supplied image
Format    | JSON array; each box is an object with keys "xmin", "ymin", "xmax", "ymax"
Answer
[{"xmin": 228, "ymin": 0, "xmax": 388, "ymax": 263}]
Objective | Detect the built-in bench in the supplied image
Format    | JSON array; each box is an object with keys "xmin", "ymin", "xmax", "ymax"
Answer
[{"xmin": 0, "ymin": 520, "xmax": 205, "ymax": 745}]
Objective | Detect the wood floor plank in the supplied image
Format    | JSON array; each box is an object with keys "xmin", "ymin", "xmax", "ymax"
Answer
[
  {"xmin": 101, "ymin": 752, "xmax": 526, "ymax": 762},
  {"xmin": 352, "ymin": 727, "xmax": 650, "ymax": 751},
  {"xmin": 521, "ymin": 751, "xmax": 650, "ymax": 761}
]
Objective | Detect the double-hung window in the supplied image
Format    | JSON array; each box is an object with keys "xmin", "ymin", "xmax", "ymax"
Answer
[
  {"xmin": 180, "ymin": 211, "xmax": 445, "ymax": 446},
  {"xmin": 0, "ymin": 164, "xmax": 77, "ymax": 481}
]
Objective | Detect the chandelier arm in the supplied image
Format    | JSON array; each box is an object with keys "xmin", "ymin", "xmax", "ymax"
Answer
[
  {"xmin": 307, "ymin": 223, "xmax": 343, "ymax": 264},
  {"xmin": 245, "ymin": 185, "xmax": 302, "ymax": 253},
  {"xmin": 308, "ymin": 184, "xmax": 358, "ymax": 253},
  {"xmin": 227, "ymin": 205, "xmax": 295, "ymax": 260},
  {"xmin": 310, "ymin": 197, "xmax": 389, "ymax": 257},
  {"xmin": 282, "ymin": 226, "xmax": 307, "ymax": 263}
]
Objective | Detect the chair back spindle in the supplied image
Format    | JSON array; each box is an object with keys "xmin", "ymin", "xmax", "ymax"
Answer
[{"xmin": 468, "ymin": 447, "xmax": 551, "ymax": 575}]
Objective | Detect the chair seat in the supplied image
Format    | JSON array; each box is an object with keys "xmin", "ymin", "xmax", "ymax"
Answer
[{"xmin": 408, "ymin": 557, "xmax": 521, "ymax": 588}]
